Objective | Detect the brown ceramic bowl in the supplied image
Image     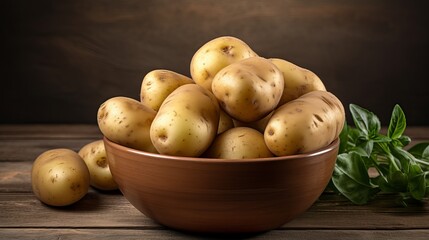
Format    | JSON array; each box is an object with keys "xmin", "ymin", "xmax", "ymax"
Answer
[{"xmin": 104, "ymin": 137, "xmax": 339, "ymax": 234}]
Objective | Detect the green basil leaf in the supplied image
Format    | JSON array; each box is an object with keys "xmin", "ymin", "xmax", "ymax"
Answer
[
  {"xmin": 350, "ymin": 147, "xmax": 370, "ymax": 157},
  {"xmin": 387, "ymin": 104, "xmax": 406, "ymax": 139},
  {"xmin": 393, "ymin": 135, "xmax": 411, "ymax": 147},
  {"xmin": 332, "ymin": 152, "xmax": 379, "ymax": 204},
  {"xmin": 407, "ymin": 142, "xmax": 429, "ymax": 159},
  {"xmin": 423, "ymin": 147, "xmax": 429, "ymax": 160},
  {"xmin": 349, "ymin": 104, "xmax": 381, "ymax": 137},
  {"xmin": 378, "ymin": 175, "xmax": 399, "ymax": 192},
  {"xmin": 372, "ymin": 134, "xmax": 391, "ymax": 143},
  {"xmin": 390, "ymin": 146, "xmax": 412, "ymax": 173},
  {"xmin": 339, "ymin": 122, "xmax": 349, "ymax": 154},
  {"xmin": 390, "ymin": 170, "xmax": 408, "ymax": 192},
  {"xmin": 347, "ymin": 126, "xmax": 361, "ymax": 143},
  {"xmin": 408, "ymin": 164, "xmax": 426, "ymax": 200},
  {"xmin": 426, "ymin": 174, "xmax": 429, "ymax": 197}
]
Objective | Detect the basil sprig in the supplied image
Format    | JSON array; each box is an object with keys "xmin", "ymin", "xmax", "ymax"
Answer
[{"xmin": 331, "ymin": 104, "xmax": 429, "ymax": 206}]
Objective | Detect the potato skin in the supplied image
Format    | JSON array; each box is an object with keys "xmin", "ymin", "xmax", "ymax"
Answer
[
  {"xmin": 97, "ymin": 96, "xmax": 157, "ymax": 153},
  {"xmin": 31, "ymin": 148, "xmax": 90, "ymax": 206},
  {"xmin": 217, "ymin": 109, "xmax": 234, "ymax": 134},
  {"xmin": 78, "ymin": 140, "xmax": 118, "ymax": 191},
  {"xmin": 190, "ymin": 36, "xmax": 258, "ymax": 91},
  {"xmin": 204, "ymin": 127, "xmax": 274, "ymax": 159},
  {"xmin": 140, "ymin": 69, "xmax": 194, "ymax": 111},
  {"xmin": 264, "ymin": 91, "xmax": 345, "ymax": 156},
  {"xmin": 150, "ymin": 84, "xmax": 220, "ymax": 157},
  {"xmin": 212, "ymin": 57, "xmax": 284, "ymax": 122},
  {"xmin": 270, "ymin": 58, "xmax": 326, "ymax": 105},
  {"xmin": 233, "ymin": 111, "xmax": 273, "ymax": 133}
]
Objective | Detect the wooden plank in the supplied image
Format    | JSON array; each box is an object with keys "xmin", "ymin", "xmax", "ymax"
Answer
[
  {"xmin": 0, "ymin": 162, "xmax": 31, "ymax": 192},
  {"xmin": 0, "ymin": 139, "xmax": 100, "ymax": 162},
  {"xmin": 0, "ymin": 192, "xmax": 427, "ymax": 229},
  {"xmin": 0, "ymin": 228, "xmax": 429, "ymax": 240},
  {"xmin": 0, "ymin": 192, "xmax": 159, "ymax": 228}
]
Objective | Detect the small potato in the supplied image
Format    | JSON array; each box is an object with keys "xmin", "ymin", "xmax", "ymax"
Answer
[
  {"xmin": 204, "ymin": 127, "xmax": 274, "ymax": 159},
  {"xmin": 217, "ymin": 109, "xmax": 234, "ymax": 134},
  {"xmin": 140, "ymin": 69, "xmax": 194, "ymax": 111},
  {"xmin": 264, "ymin": 91, "xmax": 345, "ymax": 156},
  {"xmin": 97, "ymin": 96, "xmax": 157, "ymax": 153},
  {"xmin": 212, "ymin": 57, "xmax": 284, "ymax": 122},
  {"xmin": 270, "ymin": 58, "xmax": 326, "ymax": 105},
  {"xmin": 31, "ymin": 148, "xmax": 90, "ymax": 206},
  {"xmin": 78, "ymin": 140, "xmax": 118, "ymax": 191},
  {"xmin": 150, "ymin": 84, "xmax": 220, "ymax": 157},
  {"xmin": 190, "ymin": 36, "xmax": 258, "ymax": 91},
  {"xmin": 233, "ymin": 111, "xmax": 274, "ymax": 133}
]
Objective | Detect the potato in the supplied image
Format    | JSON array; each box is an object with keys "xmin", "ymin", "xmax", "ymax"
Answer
[
  {"xmin": 78, "ymin": 140, "xmax": 118, "ymax": 191},
  {"xmin": 150, "ymin": 84, "xmax": 220, "ymax": 157},
  {"xmin": 97, "ymin": 96, "xmax": 157, "ymax": 153},
  {"xmin": 264, "ymin": 91, "xmax": 345, "ymax": 156},
  {"xmin": 190, "ymin": 36, "xmax": 258, "ymax": 91},
  {"xmin": 140, "ymin": 69, "xmax": 194, "ymax": 111},
  {"xmin": 212, "ymin": 56, "xmax": 284, "ymax": 122},
  {"xmin": 270, "ymin": 58, "xmax": 326, "ymax": 105},
  {"xmin": 233, "ymin": 111, "xmax": 274, "ymax": 133},
  {"xmin": 217, "ymin": 109, "xmax": 234, "ymax": 134},
  {"xmin": 204, "ymin": 127, "xmax": 274, "ymax": 159},
  {"xmin": 31, "ymin": 148, "xmax": 90, "ymax": 206}
]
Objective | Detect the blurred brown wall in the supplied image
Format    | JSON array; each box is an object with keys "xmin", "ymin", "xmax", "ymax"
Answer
[{"xmin": 2, "ymin": 0, "xmax": 428, "ymax": 125}]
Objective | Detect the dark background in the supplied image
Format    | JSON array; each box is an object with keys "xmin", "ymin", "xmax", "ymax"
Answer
[{"xmin": 2, "ymin": 0, "xmax": 428, "ymax": 125}]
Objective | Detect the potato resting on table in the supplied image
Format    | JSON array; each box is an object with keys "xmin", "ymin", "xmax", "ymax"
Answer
[
  {"xmin": 79, "ymin": 140, "xmax": 118, "ymax": 191},
  {"xmin": 31, "ymin": 149, "xmax": 90, "ymax": 206}
]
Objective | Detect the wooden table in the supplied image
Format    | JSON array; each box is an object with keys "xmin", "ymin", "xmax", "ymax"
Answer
[{"xmin": 1, "ymin": 125, "xmax": 428, "ymax": 239}]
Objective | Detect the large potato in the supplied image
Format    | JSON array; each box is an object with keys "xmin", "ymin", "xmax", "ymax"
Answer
[
  {"xmin": 190, "ymin": 36, "xmax": 258, "ymax": 91},
  {"xmin": 150, "ymin": 84, "xmax": 220, "ymax": 157},
  {"xmin": 140, "ymin": 69, "xmax": 194, "ymax": 111},
  {"xmin": 97, "ymin": 96, "xmax": 157, "ymax": 153},
  {"xmin": 212, "ymin": 57, "xmax": 284, "ymax": 122},
  {"xmin": 204, "ymin": 127, "xmax": 274, "ymax": 159},
  {"xmin": 31, "ymin": 148, "xmax": 90, "ymax": 206},
  {"xmin": 270, "ymin": 58, "xmax": 326, "ymax": 105},
  {"xmin": 264, "ymin": 91, "xmax": 345, "ymax": 156},
  {"xmin": 78, "ymin": 140, "xmax": 118, "ymax": 191}
]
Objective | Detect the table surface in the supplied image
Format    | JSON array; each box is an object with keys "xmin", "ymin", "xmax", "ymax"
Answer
[{"xmin": 1, "ymin": 124, "xmax": 428, "ymax": 240}]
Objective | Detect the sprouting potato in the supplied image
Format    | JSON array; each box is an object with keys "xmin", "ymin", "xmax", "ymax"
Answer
[
  {"xmin": 31, "ymin": 148, "xmax": 90, "ymax": 206},
  {"xmin": 140, "ymin": 69, "xmax": 194, "ymax": 111},
  {"xmin": 204, "ymin": 127, "xmax": 274, "ymax": 159},
  {"xmin": 270, "ymin": 58, "xmax": 326, "ymax": 105},
  {"xmin": 150, "ymin": 84, "xmax": 220, "ymax": 157},
  {"xmin": 78, "ymin": 140, "xmax": 118, "ymax": 191},
  {"xmin": 264, "ymin": 91, "xmax": 345, "ymax": 156},
  {"xmin": 211, "ymin": 56, "xmax": 284, "ymax": 122},
  {"xmin": 190, "ymin": 36, "xmax": 258, "ymax": 91},
  {"xmin": 97, "ymin": 96, "xmax": 157, "ymax": 153}
]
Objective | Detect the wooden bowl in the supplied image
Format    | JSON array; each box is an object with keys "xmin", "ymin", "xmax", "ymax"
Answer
[{"xmin": 104, "ymin": 137, "xmax": 339, "ymax": 233}]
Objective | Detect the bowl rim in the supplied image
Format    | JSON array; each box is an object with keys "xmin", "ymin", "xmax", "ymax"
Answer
[{"xmin": 103, "ymin": 137, "xmax": 339, "ymax": 163}]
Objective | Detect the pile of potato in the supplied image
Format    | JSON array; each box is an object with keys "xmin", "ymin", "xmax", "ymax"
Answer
[
  {"xmin": 98, "ymin": 36, "xmax": 345, "ymax": 158},
  {"xmin": 31, "ymin": 36, "xmax": 345, "ymax": 207}
]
